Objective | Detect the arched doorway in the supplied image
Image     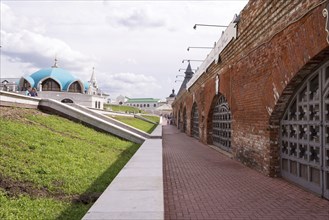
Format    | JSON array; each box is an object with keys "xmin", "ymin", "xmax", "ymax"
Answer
[
  {"xmin": 191, "ymin": 102, "xmax": 199, "ymax": 139},
  {"xmin": 280, "ymin": 61, "xmax": 329, "ymax": 199},
  {"xmin": 210, "ymin": 94, "xmax": 232, "ymax": 152}
]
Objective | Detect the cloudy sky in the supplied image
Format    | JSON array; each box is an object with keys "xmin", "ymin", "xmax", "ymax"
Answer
[{"xmin": 0, "ymin": 0, "xmax": 247, "ymax": 99}]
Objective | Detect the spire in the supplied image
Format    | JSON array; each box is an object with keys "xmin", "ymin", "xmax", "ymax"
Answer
[
  {"xmin": 51, "ymin": 57, "xmax": 59, "ymax": 68},
  {"xmin": 177, "ymin": 62, "xmax": 194, "ymax": 96},
  {"xmin": 89, "ymin": 67, "xmax": 98, "ymax": 89},
  {"xmin": 184, "ymin": 62, "xmax": 194, "ymax": 79},
  {"xmin": 186, "ymin": 62, "xmax": 192, "ymax": 73}
]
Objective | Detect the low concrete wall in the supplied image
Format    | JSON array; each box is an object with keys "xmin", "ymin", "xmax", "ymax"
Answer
[
  {"xmin": 38, "ymin": 99, "xmax": 146, "ymax": 144},
  {"xmin": 90, "ymin": 108, "xmax": 135, "ymax": 117},
  {"xmin": 0, "ymin": 91, "xmax": 40, "ymax": 108},
  {"xmin": 82, "ymin": 136, "xmax": 163, "ymax": 220},
  {"xmin": 70, "ymin": 104, "xmax": 151, "ymax": 139}
]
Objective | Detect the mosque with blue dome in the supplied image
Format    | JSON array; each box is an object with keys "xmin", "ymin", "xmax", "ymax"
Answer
[{"xmin": 17, "ymin": 59, "xmax": 106, "ymax": 109}]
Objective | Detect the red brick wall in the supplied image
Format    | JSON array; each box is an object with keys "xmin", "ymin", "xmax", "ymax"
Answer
[{"xmin": 172, "ymin": 0, "xmax": 329, "ymax": 176}]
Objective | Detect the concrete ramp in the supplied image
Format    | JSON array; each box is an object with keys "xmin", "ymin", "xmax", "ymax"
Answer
[
  {"xmin": 38, "ymin": 99, "xmax": 146, "ymax": 144},
  {"xmin": 69, "ymin": 103, "xmax": 151, "ymax": 139},
  {"xmin": 0, "ymin": 91, "xmax": 40, "ymax": 108}
]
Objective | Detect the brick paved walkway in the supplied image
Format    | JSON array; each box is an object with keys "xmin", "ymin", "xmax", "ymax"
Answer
[{"xmin": 163, "ymin": 125, "xmax": 329, "ymax": 220}]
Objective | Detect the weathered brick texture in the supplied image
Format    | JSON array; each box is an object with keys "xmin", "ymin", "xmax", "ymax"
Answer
[{"xmin": 173, "ymin": 0, "xmax": 329, "ymax": 176}]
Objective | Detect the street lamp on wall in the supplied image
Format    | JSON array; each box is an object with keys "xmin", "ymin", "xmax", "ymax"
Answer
[
  {"xmin": 193, "ymin": 24, "xmax": 228, "ymax": 29},
  {"xmin": 178, "ymin": 68, "xmax": 196, "ymax": 72},
  {"xmin": 187, "ymin": 46, "xmax": 213, "ymax": 51},
  {"xmin": 182, "ymin": 59, "xmax": 203, "ymax": 63}
]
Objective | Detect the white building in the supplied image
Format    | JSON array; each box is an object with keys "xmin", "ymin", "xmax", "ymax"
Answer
[{"xmin": 124, "ymin": 97, "xmax": 160, "ymax": 113}]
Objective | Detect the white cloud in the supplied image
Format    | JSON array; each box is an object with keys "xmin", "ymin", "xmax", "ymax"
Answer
[
  {"xmin": 120, "ymin": 58, "xmax": 138, "ymax": 65},
  {"xmin": 0, "ymin": 3, "xmax": 94, "ymax": 79},
  {"xmin": 106, "ymin": 7, "xmax": 166, "ymax": 30},
  {"xmin": 0, "ymin": 3, "xmax": 45, "ymax": 34},
  {"xmin": 99, "ymin": 72, "xmax": 161, "ymax": 98}
]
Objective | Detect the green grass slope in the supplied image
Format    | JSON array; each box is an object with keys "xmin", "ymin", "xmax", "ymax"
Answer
[
  {"xmin": 0, "ymin": 107, "xmax": 140, "ymax": 220},
  {"xmin": 104, "ymin": 104, "xmax": 141, "ymax": 113}
]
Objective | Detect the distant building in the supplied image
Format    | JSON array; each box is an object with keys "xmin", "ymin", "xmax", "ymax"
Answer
[
  {"xmin": 0, "ymin": 78, "xmax": 20, "ymax": 92},
  {"xmin": 115, "ymin": 95, "xmax": 128, "ymax": 105},
  {"xmin": 166, "ymin": 88, "xmax": 176, "ymax": 105},
  {"xmin": 156, "ymin": 89, "xmax": 176, "ymax": 116},
  {"xmin": 124, "ymin": 97, "xmax": 160, "ymax": 113},
  {"xmin": 7, "ymin": 59, "xmax": 108, "ymax": 109}
]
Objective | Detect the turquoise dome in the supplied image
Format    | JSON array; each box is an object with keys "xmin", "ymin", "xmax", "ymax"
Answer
[
  {"xmin": 84, "ymin": 81, "xmax": 90, "ymax": 91},
  {"xmin": 28, "ymin": 67, "xmax": 84, "ymax": 91}
]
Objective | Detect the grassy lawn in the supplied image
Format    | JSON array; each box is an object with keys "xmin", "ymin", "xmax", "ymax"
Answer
[
  {"xmin": 141, "ymin": 115, "xmax": 160, "ymax": 124},
  {"xmin": 0, "ymin": 107, "xmax": 140, "ymax": 220},
  {"xmin": 110, "ymin": 116, "xmax": 157, "ymax": 134},
  {"xmin": 104, "ymin": 104, "xmax": 141, "ymax": 113}
]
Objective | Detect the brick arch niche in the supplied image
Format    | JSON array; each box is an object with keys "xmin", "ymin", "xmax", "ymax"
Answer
[
  {"xmin": 207, "ymin": 93, "xmax": 232, "ymax": 152},
  {"xmin": 269, "ymin": 50, "xmax": 329, "ymax": 199}
]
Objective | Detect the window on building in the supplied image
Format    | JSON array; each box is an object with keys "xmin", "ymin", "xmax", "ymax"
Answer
[
  {"xmin": 154, "ymin": 104, "xmax": 156, "ymax": 107},
  {"xmin": 21, "ymin": 79, "xmax": 31, "ymax": 91},
  {"xmin": 95, "ymin": 101, "xmax": 97, "ymax": 108},
  {"xmin": 147, "ymin": 104, "xmax": 150, "ymax": 107},
  {"xmin": 68, "ymin": 81, "xmax": 82, "ymax": 93},
  {"xmin": 42, "ymin": 78, "xmax": 60, "ymax": 91}
]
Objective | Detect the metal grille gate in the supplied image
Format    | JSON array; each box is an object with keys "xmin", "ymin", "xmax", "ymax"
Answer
[
  {"xmin": 183, "ymin": 109, "xmax": 187, "ymax": 132},
  {"xmin": 191, "ymin": 103, "xmax": 199, "ymax": 139},
  {"xmin": 280, "ymin": 62, "xmax": 329, "ymax": 199},
  {"xmin": 212, "ymin": 95, "xmax": 231, "ymax": 152}
]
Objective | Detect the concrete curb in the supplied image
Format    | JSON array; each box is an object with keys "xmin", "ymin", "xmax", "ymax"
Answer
[{"xmin": 82, "ymin": 137, "xmax": 163, "ymax": 220}]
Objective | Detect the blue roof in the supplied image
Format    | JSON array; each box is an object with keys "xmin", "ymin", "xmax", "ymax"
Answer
[
  {"xmin": 21, "ymin": 75, "xmax": 35, "ymax": 87},
  {"xmin": 29, "ymin": 67, "xmax": 83, "ymax": 91},
  {"xmin": 84, "ymin": 81, "xmax": 90, "ymax": 91}
]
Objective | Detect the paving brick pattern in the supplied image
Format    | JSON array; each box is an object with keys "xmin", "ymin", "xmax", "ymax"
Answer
[{"xmin": 163, "ymin": 125, "xmax": 329, "ymax": 220}]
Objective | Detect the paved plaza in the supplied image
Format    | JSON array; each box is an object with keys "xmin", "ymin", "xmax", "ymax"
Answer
[{"xmin": 163, "ymin": 125, "xmax": 329, "ymax": 220}]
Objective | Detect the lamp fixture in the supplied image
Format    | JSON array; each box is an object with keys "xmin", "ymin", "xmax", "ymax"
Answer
[
  {"xmin": 193, "ymin": 24, "xmax": 228, "ymax": 30},
  {"xmin": 187, "ymin": 46, "xmax": 214, "ymax": 51},
  {"xmin": 182, "ymin": 59, "xmax": 203, "ymax": 63}
]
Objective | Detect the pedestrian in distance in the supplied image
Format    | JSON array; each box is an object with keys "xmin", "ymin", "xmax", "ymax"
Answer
[
  {"xmin": 30, "ymin": 87, "xmax": 38, "ymax": 97},
  {"xmin": 25, "ymin": 87, "xmax": 32, "ymax": 96}
]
